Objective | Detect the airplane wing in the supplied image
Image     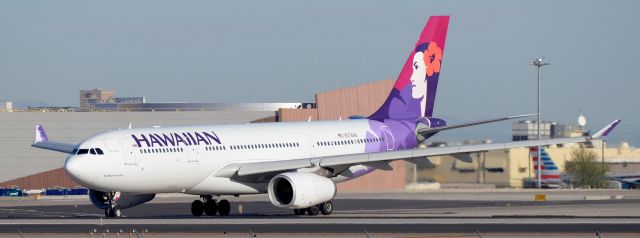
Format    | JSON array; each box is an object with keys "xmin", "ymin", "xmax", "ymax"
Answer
[
  {"xmin": 218, "ymin": 120, "xmax": 620, "ymax": 183},
  {"xmin": 223, "ymin": 137, "xmax": 585, "ymax": 180},
  {"xmin": 30, "ymin": 125, "xmax": 77, "ymax": 154}
]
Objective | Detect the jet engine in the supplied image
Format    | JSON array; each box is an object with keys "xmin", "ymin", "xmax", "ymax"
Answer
[
  {"xmin": 267, "ymin": 172, "xmax": 336, "ymax": 209},
  {"xmin": 89, "ymin": 190, "xmax": 155, "ymax": 209}
]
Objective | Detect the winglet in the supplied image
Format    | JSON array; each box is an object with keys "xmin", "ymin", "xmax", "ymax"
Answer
[
  {"xmin": 592, "ymin": 119, "xmax": 621, "ymax": 139},
  {"xmin": 34, "ymin": 125, "xmax": 49, "ymax": 143}
]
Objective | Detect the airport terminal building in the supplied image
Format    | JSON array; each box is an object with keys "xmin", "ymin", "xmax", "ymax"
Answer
[{"xmin": 1, "ymin": 80, "xmax": 639, "ymax": 193}]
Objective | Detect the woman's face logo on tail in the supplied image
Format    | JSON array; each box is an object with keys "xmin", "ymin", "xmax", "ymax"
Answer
[{"xmin": 410, "ymin": 51, "xmax": 427, "ymax": 100}]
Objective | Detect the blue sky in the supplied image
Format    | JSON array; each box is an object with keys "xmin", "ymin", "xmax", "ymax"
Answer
[{"xmin": 0, "ymin": 1, "xmax": 638, "ymax": 145}]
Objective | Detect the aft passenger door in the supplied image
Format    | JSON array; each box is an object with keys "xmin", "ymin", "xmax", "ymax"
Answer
[{"xmin": 380, "ymin": 126, "xmax": 395, "ymax": 151}]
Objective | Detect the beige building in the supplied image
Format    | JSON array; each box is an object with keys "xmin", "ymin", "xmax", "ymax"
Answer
[
  {"xmin": 416, "ymin": 142, "xmax": 640, "ymax": 188},
  {"xmin": 79, "ymin": 89, "xmax": 114, "ymax": 109}
]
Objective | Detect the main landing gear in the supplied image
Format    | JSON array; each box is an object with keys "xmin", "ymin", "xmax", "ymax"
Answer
[
  {"xmin": 191, "ymin": 195, "xmax": 231, "ymax": 217},
  {"xmin": 104, "ymin": 192, "xmax": 122, "ymax": 218},
  {"xmin": 294, "ymin": 201, "xmax": 333, "ymax": 216}
]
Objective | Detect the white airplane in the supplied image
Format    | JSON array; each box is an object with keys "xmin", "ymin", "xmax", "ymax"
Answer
[{"xmin": 32, "ymin": 16, "xmax": 620, "ymax": 218}]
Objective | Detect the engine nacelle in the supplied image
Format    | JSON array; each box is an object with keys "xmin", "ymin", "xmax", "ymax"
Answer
[
  {"xmin": 267, "ymin": 172, "xmax": 336, "ymax": 209},
  {"xmin": 89, "ymin": 190, "xmax": 155, "ymax": 209}
]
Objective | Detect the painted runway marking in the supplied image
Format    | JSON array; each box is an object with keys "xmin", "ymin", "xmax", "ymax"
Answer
[{"xmin": 2, "ymin": 218, "xmax": 640, "ymax": 225}]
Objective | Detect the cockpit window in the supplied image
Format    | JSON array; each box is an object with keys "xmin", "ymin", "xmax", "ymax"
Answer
[
  {"xmin": 95, "ymin": 148, "xmax": 104, "ymax": 155},
  {"xmin": 90, "ymin": 148, "xmax": 97, "ymax": 155},
  {"xmin": 71, "ymin": 149, "xmax": 78, "ymax": 155},
  {"xmin": 77, "ymin": 149, "xmax": 89, "ymax": 155}
]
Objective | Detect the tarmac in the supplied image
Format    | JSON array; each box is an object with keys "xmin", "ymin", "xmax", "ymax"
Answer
[{"xmin": 1, "ymin": 189, "xmax": 639, "ymax": 237}]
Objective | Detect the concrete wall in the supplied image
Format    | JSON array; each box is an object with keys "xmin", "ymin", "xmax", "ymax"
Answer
[
  {"xmin": 0, "ymin": 168, "xmax": 79, "ymax": 189},
  {"xmin": 0, "ymin": 111, "xmax": 275, "ymax": 184}
]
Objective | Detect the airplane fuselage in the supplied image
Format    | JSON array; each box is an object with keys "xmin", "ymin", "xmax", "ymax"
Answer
[{"xmin": 65, "ymin": 119, "xmax": 402, "ymax": 194}]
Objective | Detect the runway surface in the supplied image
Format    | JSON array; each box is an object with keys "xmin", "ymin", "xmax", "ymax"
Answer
[{"xmin": 1, "ymin": 190, "xmax": 639, "ymax": 236}]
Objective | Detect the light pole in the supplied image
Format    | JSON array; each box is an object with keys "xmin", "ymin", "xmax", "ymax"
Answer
[
  {"xmin": 530, "ymin": 58, "xmax": 549, "ymax": 189},
  {"xmin": 601, "ymin": 140, "xmax": 606, "ymax": 170}
]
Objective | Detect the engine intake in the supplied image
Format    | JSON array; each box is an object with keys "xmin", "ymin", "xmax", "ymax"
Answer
[{"xmin": 267, "ymin": 172, "xmax": 336, "ymax": 209}]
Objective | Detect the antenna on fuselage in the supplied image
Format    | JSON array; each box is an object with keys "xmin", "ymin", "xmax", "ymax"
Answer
[{"xmin": 128, "ymin": 122, "xmax": 132, "ymax": 129}]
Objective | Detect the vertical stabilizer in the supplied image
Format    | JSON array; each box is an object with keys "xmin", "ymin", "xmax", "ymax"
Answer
[
  {"xmin": 531, "ymin": 147, "xmax": 562, "ymax": 187},
  {"xmin": 369, "ymin": 16, "xmax": 450, "ymax": 120}
]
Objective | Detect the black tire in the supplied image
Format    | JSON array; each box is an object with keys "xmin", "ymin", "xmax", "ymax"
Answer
[
  {"xmin": 320, "ymin": 201, "xmax": 333, "ymax": 215},
  {"xmin": 204, "ymin": 200, "xmax": 217, "ymax": 216},
  {"xmin": 104, "ymin": 207, "xmax": 113, "ymax": 217},
  {"xmin": 218, "ymin": 199, "xmax": 231, "ymax": 216},
  {"xmin": 191, "ymin": 200, "xmax": 204, "ymax": 217},
  {"xmin": 307, "ymin": 205, "xmax": 320, "ymax": 216},
  {"xmin": 112, "ymin": 206, "xmax": 122, "ymax": 218}
]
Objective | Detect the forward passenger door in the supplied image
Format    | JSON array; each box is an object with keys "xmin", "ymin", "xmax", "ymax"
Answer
[{"xmin": 119, "ymin": 139, "xmax": 137, "ymax": 166}]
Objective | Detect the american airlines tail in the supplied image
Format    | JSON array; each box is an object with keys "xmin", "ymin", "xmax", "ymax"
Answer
[{"xmin": 530, "ymin": 147, "xmax": 562, "ymax": 188}]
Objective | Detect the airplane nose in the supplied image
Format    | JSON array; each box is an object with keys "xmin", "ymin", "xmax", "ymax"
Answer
[{"xmin": 64, "ymin": 156, "xmax": 91, "ymax": 186}]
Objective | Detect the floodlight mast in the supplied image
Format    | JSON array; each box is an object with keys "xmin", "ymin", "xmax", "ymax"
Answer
[{"xmin": 530, "ymin": 58, "xmax": 549, "ymax": 189}]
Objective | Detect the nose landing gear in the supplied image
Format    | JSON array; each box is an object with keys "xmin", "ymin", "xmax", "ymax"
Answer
[
  {"xmin": 191, "ymin": 195, "xmax": 231, "ymax": 217},
  {"xmin": 104, "ymin": 192, "xmax": 122, "ymax": 218}
]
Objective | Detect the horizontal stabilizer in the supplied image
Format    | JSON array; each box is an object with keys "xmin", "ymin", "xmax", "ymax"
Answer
[{"xmin": 417, "ymin": 113, "xmax": 535, "ymax": 136}]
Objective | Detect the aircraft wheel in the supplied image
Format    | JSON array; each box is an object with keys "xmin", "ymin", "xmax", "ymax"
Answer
[
  {"xmin": 191, "ymin": 200, "xmax": 204, "ymax": 217},
  {"xmin": 218, "ymin": 199, "xmax": 231, "ymax": 216},
  {"xmin": 105, "ymin": 206, "xmax": 122, "ymax": 218},
  {"xmin": 112, "ymin": 206, "xmax": 122, "ymax": 217},
  {"xmin": 307, "ymin": 205, "xmax": 320, "ymax": 216},
  {"xmin": 320, "ymin": 201, "xmax": 333, "ymax": 215},
  {"xmin": 204, "ymin": 200, "xmax": 217, "ymax": 216}
]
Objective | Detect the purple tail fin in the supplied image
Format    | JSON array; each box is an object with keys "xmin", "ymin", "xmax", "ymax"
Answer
[{"xmin": 369, "ymin": 16, "xmax": 450, "ymax": 120}]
